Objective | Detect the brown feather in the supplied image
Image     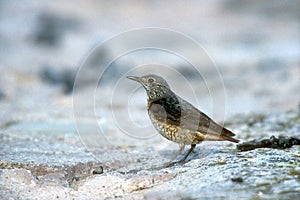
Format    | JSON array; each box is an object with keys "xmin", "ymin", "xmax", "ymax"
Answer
[{"xmin": 149, "ymin": 91, "xmax": 239, "ymax": 143}]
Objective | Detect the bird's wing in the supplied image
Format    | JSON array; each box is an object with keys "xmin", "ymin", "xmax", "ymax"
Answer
[
  {"xmin": 149, "ymin": 95, "xmax": 239, "ymax": 143},
  {"xmin": 178, "ymin": 97, "xmax": 239, "ymax": 143}
]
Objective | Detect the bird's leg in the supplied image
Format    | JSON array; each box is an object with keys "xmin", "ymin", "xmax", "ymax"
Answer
[
  {"xmin": 176, "ymin": 144, "xmax": 196, "ymax": 163},
  {"xmin": 164, "ymin": 144, "xmax": 196, "ymax": 168}
]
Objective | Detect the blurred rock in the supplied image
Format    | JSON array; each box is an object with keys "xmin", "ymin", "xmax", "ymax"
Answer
[
  {"xmin": 0, "ymin": 0, "xmax": 3, "ymax": 12},
  {"xmin": 222, "ymin": 0, "xmax": 299, "ymax": 19},
  {"xmin": 257, "ymin": 57, "xmax": 285, "ymax": 73},
  {"xmin": 39, "ymin": 66, "xmax": 76, "ymax": 94},
  {"xmin": 0, "ymin": 89, "xmax": 4, "ymax": 100},
  {"xmin": 81, "ymin": 47, "xmax": 132, "ymax": 87},
  {"xmin": 39, "ymin": 46, "xmax": 126, "ymax": 94},
  {"xmin": 33, "ymin": 12, "xmax": 80, "ymax": 46},
  {"xmin": 176, "ymin": 65, "xmax": 204, "ymax": 80}
]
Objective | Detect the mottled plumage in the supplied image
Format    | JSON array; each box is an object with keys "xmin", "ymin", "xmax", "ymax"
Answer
[{"xmin": 127, "ymin": 74, "xmax": 239, "ymax": 162}]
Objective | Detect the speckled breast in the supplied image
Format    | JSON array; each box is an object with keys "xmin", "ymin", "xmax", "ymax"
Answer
[{"xmin": 148, "ymin": 111, "xmax": 196, "ymax": 145}]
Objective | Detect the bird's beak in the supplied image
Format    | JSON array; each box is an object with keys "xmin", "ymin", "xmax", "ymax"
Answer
[{"xmin": 126, "ymin": 76, "xmax": 141, "ymax": 83}]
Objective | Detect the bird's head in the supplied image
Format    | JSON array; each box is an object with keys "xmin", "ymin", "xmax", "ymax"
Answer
[{"xmin": 127, "ymin": 74, "xmax": 171, "ymax": 100}]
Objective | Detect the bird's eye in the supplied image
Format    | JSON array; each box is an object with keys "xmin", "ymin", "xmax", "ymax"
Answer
[{"xmin": 148, "ymin": 78, "xmax": 155, "ymax": 83}]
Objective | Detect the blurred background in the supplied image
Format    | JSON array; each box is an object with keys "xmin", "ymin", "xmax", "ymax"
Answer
[
  {"xmin": 0, "ymin": 2, "xmax": 299, "ymax": 198},
  {"xmin": 0, "ymin": 0, "xmax": 299, "ymax": 125}
]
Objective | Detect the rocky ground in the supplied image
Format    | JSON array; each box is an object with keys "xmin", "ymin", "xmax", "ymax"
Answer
[
  {"xmin": 0, "ymin": 0, "xmax": 299, "ymax": 199},
  {"xmin": 0, "ymin": 110, "xmax": 299, "ymax": 199}
]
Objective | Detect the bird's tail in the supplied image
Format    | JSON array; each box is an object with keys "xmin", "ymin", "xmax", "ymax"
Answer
[
  {"xmin": 220, "ymin": 128, "xmax": 239, "ymax": 143},
  {"xmin": 196, "ymin": 127, "xmax": 239, "ymax": 143}
]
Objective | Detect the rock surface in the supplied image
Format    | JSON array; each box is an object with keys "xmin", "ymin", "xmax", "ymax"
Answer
[
  {"xmin": 1, "ymin": 110, "xmax": 299, "ymax": 199},
  {"xmin": 0, "ymin": 0, "xmax": 299, "ymax": 199}
]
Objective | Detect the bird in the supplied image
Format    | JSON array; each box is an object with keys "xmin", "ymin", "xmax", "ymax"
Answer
[{"xmin": 127, "ymin": 74, "xmax": 239, "ymax": 163}]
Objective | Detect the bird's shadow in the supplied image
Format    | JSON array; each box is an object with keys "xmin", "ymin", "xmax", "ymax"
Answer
[
  {"xmin": 118, "ymin": 144, "xmax": 236, "ymax": 174},
  {"xmin": 156, "ymin": 143, "xmax": 238, "ymax": 168},
  {"xmin": 154, "ymin": 146, "xmax": 219, "ymax": 169},
  {"xmin": 159, "ymin": 144, "xmax": 230, "ymax": 160},
  {"xmin": 152, "ymin": 147, "xmax": 230, "ymax": 170}
]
